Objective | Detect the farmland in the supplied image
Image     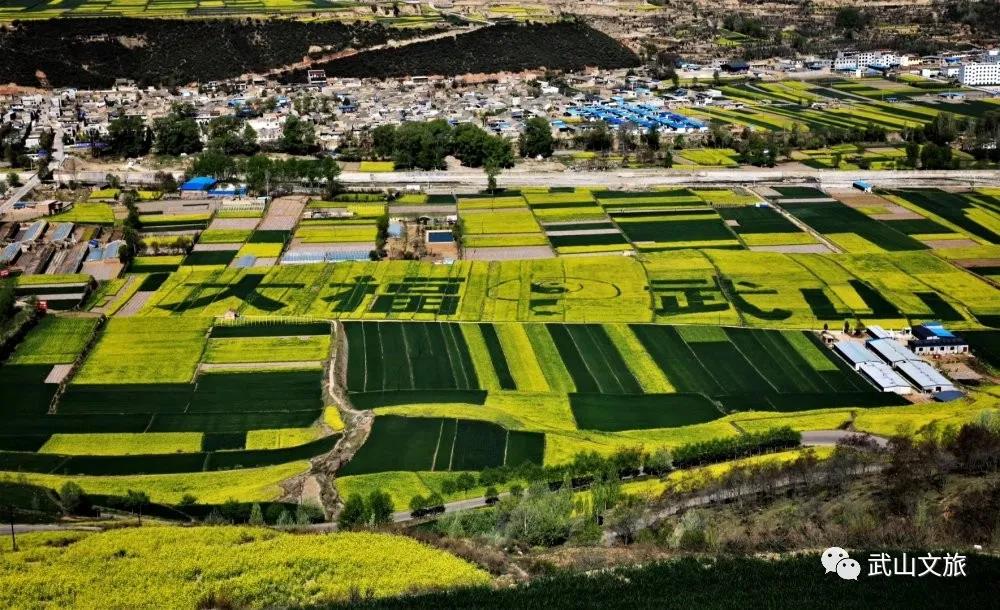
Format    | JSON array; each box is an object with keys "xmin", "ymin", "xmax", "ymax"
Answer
[
  {"xmin": 2, "ymin": 178, "xmax": 998, "ymax": 584},
  {"xmin": 0, "ymin": 315, "xmax": 336, "ymax": 487},
  {"xmin": 0, "ymin": 527, "xmax": 489, "ymax": 609}
]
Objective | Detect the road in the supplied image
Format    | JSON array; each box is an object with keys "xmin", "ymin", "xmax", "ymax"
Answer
[
  {"xmin": 52, "ymin": 167, "xmax": 1000, "ymax": 190},
  {"xmin": 1, "ymin": 124, "xmax": 63, "ymax": 217},
  {"xmin": 0, "ymin": 173, "xmax": 41, "ymax": 216},
  {"xmin": 4, "ymin": 431, "xmax": 889, "ymax": 532},
  {"xmin": 388, "ymin": 431, "xmax": 887, "ymax": 523}
]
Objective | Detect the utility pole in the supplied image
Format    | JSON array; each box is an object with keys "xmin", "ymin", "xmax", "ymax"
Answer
[{"xmin": 8, "ymin": 506, "xmax": 16, "ymax": 552}]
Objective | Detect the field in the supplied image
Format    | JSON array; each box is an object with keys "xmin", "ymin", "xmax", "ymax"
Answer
[
  {"xmin": 4, "ymin": 183, "xmax": 998, "ymax": 526},
  {"xmin": 8, "ymin": 316, "xmax": 99, "ymax": 365},
  {"xmin": 47, "ymin": 203, "xmax": 115, "ymax": 225},
  {"xmin": 781, "ymin": 200, "xmax": 927, "ymax": 252},
  {"xmin": 0, "ymin": 527, "xmax": 489, "ymax": 610},
  {"xmin": 339, "ymin": 415, "xmax": 544, "ymax": 475}
]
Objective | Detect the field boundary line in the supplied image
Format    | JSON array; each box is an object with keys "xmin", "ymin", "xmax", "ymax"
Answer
[
  {"xmin": 430, "ymin": 419, "xmax": 445, "ymax": 472},
  {"xmin": 447, "ymin": 419, "xmax": 459, "ymax": 471}
]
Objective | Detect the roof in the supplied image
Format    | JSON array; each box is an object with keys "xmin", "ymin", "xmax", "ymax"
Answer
[
  {"xmin": 866, "ymin": 325, "xmax": 891, "ymax": 339},
  {"xmin": 51, "ymin": 222, "xmax": 74, "ymax": 242},
  {"xmin": 281, "ymin": 249, "xmax": 370, "ymax": 264},
  {"xmin": 933, "ymin": 390, "xmax": 965, "ymax": 402},
  {"xmin": 912, "ymin": 322, "xmax": 957, "ymax": 340},
  {"xmin": 857, "ymin": 361, "xmax": 911, "ymax": 390},
  {"xmin": 0, "ymin": 242, "xmax": 20, "ymax": 264},
  {"xmin": 867, "ymin": 338, "xmax": 919, "ymax": 364},
  {"xmin": 896, "ymin": 360, "xmax": 955, "ymax": 390},
  {"xmin": 833, "ymin": 340, "xmax": 880, "ymax": 365},
  {"xmin": 233, "ymin": 255, "xmax": 257, "ymax": 268},
  {"xmin": 180, "ymin": 176, "xmax": 217, "ymax": 191},
  {"xmin": 23, "ymin": 220, "xmax": 48, "ymax": 242}
]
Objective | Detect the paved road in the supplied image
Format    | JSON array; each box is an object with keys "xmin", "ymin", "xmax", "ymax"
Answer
[
  {"xmin": 5, "ymin": 431, "xmax": 889, "ymax": 532},
  {"xmin": 52, "ymin": 167, "xmax": 1000, "ymax": 190},
  {"xmin": 801, "ymin": 430, "xmax": 888, "ymax": 448},
  {"xmin": 1, "ymin": 124, "xmax": 64, "ymax": 217},
  {"xmin": 0, "ymin": 173, "xmax": 40, "ymax": 216},
  {"xmin": 335, "ymin": 168, "xmax": 1000, "ymax": 190}
]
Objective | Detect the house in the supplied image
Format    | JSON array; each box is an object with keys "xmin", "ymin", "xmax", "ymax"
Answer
[{"xmin": 908, "ymin": 323, "xmax": 969, "ymax": 356}]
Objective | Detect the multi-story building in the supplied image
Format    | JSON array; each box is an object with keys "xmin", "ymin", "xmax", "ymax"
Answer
[
  {"xmin": 834, "ymin": 51, "xmax": 910, "ymax": 71},
  {"xmin": 959, "ymin": 50, "xmax": 1000, "ymax": 85}
]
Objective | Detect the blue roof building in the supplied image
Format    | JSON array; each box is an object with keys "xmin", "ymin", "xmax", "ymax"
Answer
[{"xmin": 180, "ymin": 176, "xmax": 218, "ymax": 192}]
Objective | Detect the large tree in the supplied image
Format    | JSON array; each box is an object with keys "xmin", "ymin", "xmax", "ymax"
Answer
[
  {"xmin": 108, "ymin": 115, "xmax": 151, "ymax": 158},
  {"xmin": 521, "ymin": 116, "xmax": 554, "ymax": 158},
  {"xmin": 154, "ymin": 104, "xmax": 202, "ymax": 156}
]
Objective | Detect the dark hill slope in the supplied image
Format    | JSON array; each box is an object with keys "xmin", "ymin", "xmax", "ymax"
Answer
[
  {"xmin": 0, "ymin": 18, "xmax": 398, "ymax": 88},
  {"xmin": 283, "ymin": 21, "xmax": 641, "ymax": 82}
]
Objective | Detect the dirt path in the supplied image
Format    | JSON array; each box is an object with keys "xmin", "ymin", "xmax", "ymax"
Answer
[
  {"xmin": 279, "ymin": 320, "xmax": 373, "ymax": 520},
  {"xmin": 263, "ymin": 26, "xmax": 482, "ymax": 78}
]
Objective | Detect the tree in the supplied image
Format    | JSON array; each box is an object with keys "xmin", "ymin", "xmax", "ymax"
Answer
[
  {"xmin": 835, "ymin": 7, "xmax": 870, "ymax": 31},
  {"xmin": 371, "ymin": 124, "xmax": 397, "ymax": 159},
  {"xmin": 646, "ymin": 447, "xmax": 673, "ymax": 474},
  {"xmin": 409, "ymin": 495, "xmax": 427, "ymax": 512},
  {"xmin": 280, "ymin": 115, "xmax": 316, "ymax": 154},
  {"xmin": 248, "ymin": 503, "xmax": 265, "ymax": 525},
  {"xmin": 59, "ymin": 482, "xmax": 87, "ymax": 514},
  {"xmin": 905, "ymin": 141, "xmax": 920, "ymax": 168},
  {"xmin": 831, "ymin": 151, "xmax": 842, "ymax": 168},
  {"xmin": 155, "ymin": 171, "xmax": 177, "ymax": 193},
  {"xmin": 521, "ymin": 117, "xmax": 554, "ymax": 158},
  {"xmin": 124, "ymin": 490, "xmax": 150, "ymax": 525},
  {"xmin": 206, "ymin": 116, "xmax": 257, "ymax": 156},
  {"xmin": 455, "ymin": 472, "xmax": 477, "ymax": 491},
  {"xmin": 338, "ymin": 493, "xmax": 368, "ymax": 529},
  {"xmin": 107, "ymin": 116, "xmax": 151, "ymax": 158},
  {"xmin": 484, "ymin": 159, "xmax": 499, "ymax": 194},
  {"xmin": 154, "ymin": 105, "xmax": 202, "ymax": 156},
  {"xmin": 8, "ymin": 172, "xmax": 21, "ymax": 188},
  {"xmin": 644, "ymin": 125, "xmax": 660, "ymax": 151},
  {"xmin": 367, "ymin": 490, "xmax": 394, "ymax": 526},
  {"xmin": 662, "ymin": 150, "xmax": 674, "ymax": 168}
]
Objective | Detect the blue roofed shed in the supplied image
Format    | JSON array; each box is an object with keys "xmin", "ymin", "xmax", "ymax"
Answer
[{"xmin": 180, "ymin": 176, "xmax": 218, "ymax": 192}]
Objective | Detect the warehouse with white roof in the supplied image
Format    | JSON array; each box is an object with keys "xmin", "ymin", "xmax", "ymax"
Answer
[
  {"xmin": 857, "ymin": 361, "xmax": 913, "ymax": 394},
  {"xmin": 896, "ymin": 360, "xmax": 957, "ymax": 394},
  {"xmin": 833, "ymin": 340, "xmax": 881, "ymax": 370},
  {"xmin": 867, "ymin": 338, "xmax": 920, "ymax": 366}
]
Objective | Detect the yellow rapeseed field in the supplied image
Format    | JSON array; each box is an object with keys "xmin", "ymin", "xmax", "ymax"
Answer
[{"xmin": 0, "ymin": 527, "xmax": 490, "ymax": 609}]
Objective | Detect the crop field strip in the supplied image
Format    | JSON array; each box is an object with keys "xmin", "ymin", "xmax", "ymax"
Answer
[
  {"xmin": 0, "ymin": 315, "xmax": 337, "ymax": 477},
  {"xmin": 344, "ymin": 321, "xmax": 479, "ymax": 393},
  {"xmin": 339, "ymin": 415, "xmax": 545, "ymax": 475}
]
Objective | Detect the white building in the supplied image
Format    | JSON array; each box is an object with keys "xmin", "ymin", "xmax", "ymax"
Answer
[
  {"xmin": 958, "ymin": 62, "xmax": 1000, "ymax": 86},
  {"xmin": 857, "ymin": 361, "xmax": 913, "ymax": 395},
  {"xmin": 896, "ymin": 360, "xmax": 956, "ymax": 394},
  {"xmin": 834, "ymin": 51, "xmax": 910, "ymax": 71}
]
